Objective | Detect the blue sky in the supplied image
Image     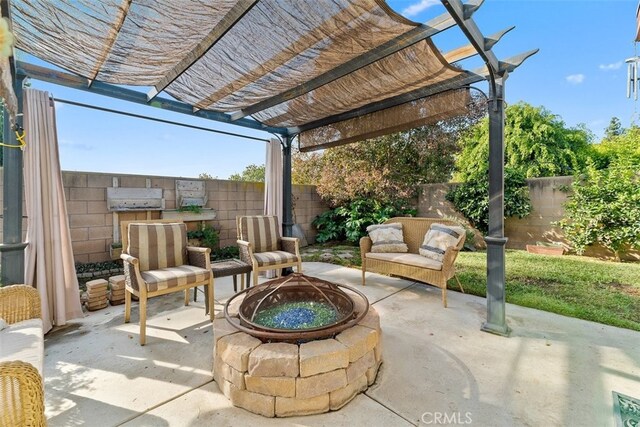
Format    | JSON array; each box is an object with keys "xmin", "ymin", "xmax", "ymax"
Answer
[{"xmin": 25, "ymin": 0, "xmax": 638, "ymax": 179}]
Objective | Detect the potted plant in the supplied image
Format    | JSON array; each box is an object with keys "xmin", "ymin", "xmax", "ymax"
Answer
[{"xmin": 110, "ymin": 242, "xmax": 123, "ymax": 260}]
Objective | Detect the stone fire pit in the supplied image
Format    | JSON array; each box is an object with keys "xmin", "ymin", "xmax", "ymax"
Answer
[{"xmin": 212, "ymin": 305, "xmax": 382, "ymax": 417}]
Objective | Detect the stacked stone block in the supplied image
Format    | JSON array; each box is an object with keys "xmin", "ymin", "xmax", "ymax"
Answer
[
  {"xmin": 108, "ymin": 276, "xmax": 126, "ymax": 305},
  {"xmin": 85, "ymin": 279, "xmax": 108, "ymax": 311},
  {"xmin": 213, "ymin": 306, "xmax": 382, "ymax": 417}
]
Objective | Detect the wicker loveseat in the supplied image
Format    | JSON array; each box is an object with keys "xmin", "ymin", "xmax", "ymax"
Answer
[
  {"xmin": 0, "ymin": 285, "xmax": 46, "ymax": 427},
  {"xmin": 360, "ymin": 217, "xmax": 465, "ymax": 307}
]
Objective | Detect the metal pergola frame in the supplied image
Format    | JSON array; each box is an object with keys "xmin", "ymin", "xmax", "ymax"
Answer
[{"xmin": 1, "ymin": 0, "xmax": 536, "ymax": 336}]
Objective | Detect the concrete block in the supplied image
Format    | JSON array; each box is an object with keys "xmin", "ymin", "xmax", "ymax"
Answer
[
  {"xmin": 296, "ymin": 369, "xmax": 347, "ymax": 399},
  {"xmin": 299, "ymin": 339, "xmax": 349, "ymax": 377},
  {"xmin": 330, "ymin": 374, "xmax": 367, "ymax": 410},
  {"xmin": 216, "ymin": 333, "xmax": 261, "ymax": 372},
  {"xmin": 346, "ymin": 350, "xmax": 375, "ymax": 383},
  {"xmin": 220, "ymin": 380, "xmax": 274, "ymax": 417},
  {"xmin": 275, "ymin": 393, "xmax": 329, "ymax": 417},
  {"xmin": 336, "ymin": 325, "xmax": 379, "ymax": 362},
  {"xmin": 248, "ymin": 343, "xmax": 299, "ymax": 377},
  {"xmin": 245, "ymin": 375, "xmax": 296, "ymax": 398}
]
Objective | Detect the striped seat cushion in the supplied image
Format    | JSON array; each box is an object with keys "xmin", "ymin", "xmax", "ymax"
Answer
[
  {"xmin": 238, "ymin": 216, "xmax": 280, "ymax": 253},
  {"xmin": 141, "ymin": 265, "xmax": 211, "ymax": 292},
  {"xmin": 419, "ymin": 223, "xmax": 465, "ymax": 262},
  {"xmin": 253, "ymin": 251, "xmax": 299, "ymax": 267},
  {"xmin": 128, "ymin": 223, "xmax": 187, "ymax": 271}
]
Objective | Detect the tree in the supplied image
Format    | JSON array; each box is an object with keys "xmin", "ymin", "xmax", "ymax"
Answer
[
  {"xmin": 604, "ymin": 117, "xmax": 624, "ymax": 140},
  {"xmin": 590, "ymin": 125, "xmax": 640, "ymax": 170},
  {"xmin": 228, "ymin": 164, "xmax": 265, "ymax": 182},
  {"xmin": 294, "ymin": 96, "xmax": 486, "ymax": 206},
  {"xmin": 445, "ymin": 168, "xmax": 532, "ymax": 234},
  {"xmin": 557, "ymin": 157, "xmax": 640, "ymax": 260},
  {"xmin": 198, "ymin": 172, "xmax": 217, "ymax": 180},
  {"xmin": 454, "ymin": 102, "xmax": 593, "ymax": 181}
]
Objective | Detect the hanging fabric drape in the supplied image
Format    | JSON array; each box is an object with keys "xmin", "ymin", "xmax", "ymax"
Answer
[
  {"xmin": 264, "ymin": 138, "xmax": 283, "ymax": 278},
  {"xmin": 23, "ymin": 89, "xmax": 83, "ymax": 333}
]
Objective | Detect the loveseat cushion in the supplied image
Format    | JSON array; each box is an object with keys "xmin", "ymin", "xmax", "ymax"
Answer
[
  {"xmin": 128, "ymin": 222, "xmax": 188, "ymax": 271},
  {"xmin": 366, "ymin": 223, "xmax": 408, "ymax": 253},
  {"xmin": 0, "ymin": 318, "xmax": 44, "ymax": 375},
  {"xmin": 254, "ymin": 251, "xmax": 299, "ymax": 267},
  {"xmin": 419, "ymin": 223, "xmax": 465, "ymax": 262},
  {"xmin": 366, "ymin": 252, "xmax": 443, "ymax": 271},
  {"xmin": 141, "ymin": 265, "xmax": 210, "ymax": 292}
]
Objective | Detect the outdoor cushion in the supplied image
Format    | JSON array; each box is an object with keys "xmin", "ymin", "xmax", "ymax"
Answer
[
  {"xmin": 0, "ymin": 318, "xmax": 44, "ymax": 375},
  {"xmin": 254, "ymin": 251, "xmax": 299, "ymax": 267},
  {"xmin": 419, "ymin": 223, "xmax": 465, "ymax": 262},
  {"xmin": 141, "ymin": 265, "xmax": 210, "ymax": 292},
  {"xmin": 366, "ymin": 252, "xmax": 443, "ymax": 271},
  {"xmin": 238, "ymin": 216, "xmax": 280, "ymax": 253},
  {"xmin": 128, "ymin": 222, "xmax": 187, "ymax": 272},
  {"xmin": 366, "ymin": 223, "xmax": 408, "ymax": 253}
]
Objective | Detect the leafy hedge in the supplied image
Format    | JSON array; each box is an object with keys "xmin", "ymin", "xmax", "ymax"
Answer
[
  {"xmin": 312, "ymin": 198, "xmax": 416, "ymax": 243},
  {"xmin": 445, "ymin": 168, "xmax": 532, "ymax": 234}
]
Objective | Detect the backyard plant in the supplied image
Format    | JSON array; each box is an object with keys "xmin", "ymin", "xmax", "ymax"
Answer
[
  {"xmin": 312, "ymin": 198, "xmax": 416, "ymax": 243},
  {"xmin": 211, "ymin": 245, "xmax": 240, "ymax": 261},
  {"xmin": 178, "ymin": 204, "xmax": 203, "ymax": 214},
  {"xmin": 557, "ymin": 158, "xmax": 640, "ymax": 260},
  {"xmin": 187, "ymin": 223, "xmax": 219, "ymax": 250},
  {"xmin": 446, "ymin": 168, "xmax": 532, "ymax": 234}
]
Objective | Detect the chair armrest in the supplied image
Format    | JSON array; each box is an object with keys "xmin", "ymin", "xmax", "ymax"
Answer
[
  {"xmin": 237, "ymin": 240, "xmax": 253, "ymax": 266},
  {"xmin": 187, "ymin": 246, "xmax": 212, "ymax": 269},
  {"xmin": 0, "ymin": 360, "xmax": 45, "ymax": 426},
  {"xmin": 120, "ymin": 253, "xmax": 144, "ymax": 293},
  {"xmin": 441, "ymin": 246, "xmax": 461, "ymax": 279},
  {"xmin": 280, "ymin": 237, "xmax": 300, "ymax": 257},
  {"xmin": 359, "ymin": 237, "xmax": 372, "ymax": 263},
  {"xmin": 0, "ymin": 285, "xmax": 41, "ymax": 325}
]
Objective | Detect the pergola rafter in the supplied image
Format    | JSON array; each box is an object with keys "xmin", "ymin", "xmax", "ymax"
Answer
[{"xmin": 1, "ymin": 0, "xmax": 537, "ymax": 336}]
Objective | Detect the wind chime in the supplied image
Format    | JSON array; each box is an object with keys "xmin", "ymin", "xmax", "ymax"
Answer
[{"xmin": 626, "ymin": 55, "xmax": 640, "ymax": 99}]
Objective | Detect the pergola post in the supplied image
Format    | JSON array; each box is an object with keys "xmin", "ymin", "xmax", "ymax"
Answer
[
  {"xmin": 482, "ymin": 74, "xmax": 510, "ymax": 336},
  {"xmin": 1, "ymin": 75, "xmax": 26, "ymax": 285},
  {"xmin": 282, "ymin": 135, "xmax": 293, "ymax": 238}
]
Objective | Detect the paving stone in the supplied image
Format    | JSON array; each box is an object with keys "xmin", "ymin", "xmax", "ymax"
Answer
[
  {"xmin": 248, "ymin": 343, "xmax": 299, "ymax": 377},
  {"xmin": 296, "ymin": 369, "xmax": 347, "ymax": 399},
  {"xmin": 216, "ymin": 332, "xmax": 261, "ymax": 372},
  {"xmin": 346, "ymin": 350, "xmax": 375, "ymax": 383},
  {"xmin": 86, "ymin": 279, "xmax": 108, "ymax": 291},
  {"xmin": 366, "ymin": 360, "xmax": 382, "ymax": 386},
  {"xmin": 214, "ymin": 357, "xmax": 245, "ymax": 390},
  {"xmin": 245, "ymin": 375, "xmax": 296, "ymax": 398},
  {"xmin": 336, "ymin": 325, "xmax": 379, "ymax": 362},
  {"xmin": 357, "ymin": 306, "xmax": 381, "ymax": 331},
  {"xmin": 299, "ymin": 339, "xmax": 349, "ymax": 377},
  {"xmin": 275, "ymin": 393, "xmax": 329, "ymax": 417},
  {"xmin": 330, "ymin": 374, "xmax": 368, "ymax": 410},
  {"xmin": 220, "ymin": 380, "xmax": 275, "ymax": 418},
  {"xmin": 213, "ymin": 317, "xmax": 240, "ymax": 345}
]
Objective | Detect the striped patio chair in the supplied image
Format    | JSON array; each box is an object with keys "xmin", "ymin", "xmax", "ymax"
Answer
[
  {"xmin": 236, "ymin": 215, "xmax": 302, "ymax": 287},
  {"xmin": 120, "ymin": 220, "xmax": 213, "ymax": 345}
]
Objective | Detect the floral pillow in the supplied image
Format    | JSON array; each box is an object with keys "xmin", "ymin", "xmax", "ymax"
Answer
[
  {"xmin": 367, "ymin": 223, "xmax": 408, "ymax": 253},
  {"xmin": 419, "ymin": 223, "xmax": 465, "ymax": 262}
]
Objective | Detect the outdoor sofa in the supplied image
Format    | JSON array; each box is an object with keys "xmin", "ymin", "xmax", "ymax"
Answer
[
  {"xmin": 0, "ymin": 284, "xmax": 46, "ymax": 427},
  {"xmin": 360, "ymin": 217, "xmax": 465, "ymax": 307}
]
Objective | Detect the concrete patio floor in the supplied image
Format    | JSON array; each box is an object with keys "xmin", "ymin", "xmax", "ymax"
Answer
[{"xmin": 43, "ymin": 262, "xmax": 640, "ymax": 426}]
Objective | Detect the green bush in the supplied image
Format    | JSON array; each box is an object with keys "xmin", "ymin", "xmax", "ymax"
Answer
[
  {"xmin": 445, "ymin": 168, "xmax": 532, "ymax": 234},
  {"xmin": 187, "ymin": 224, "xmax": 219, "ymax": 250},
  {"xmin": 313, "ymin": 198, "xmax": 416, "ymax": 243},
  {"xmin": 557, "ymin": 159, "xmax": 640, "ymax": 260},
  {"xmin": 211, "ymin": 245, "xmax": 240, "ymax": 261}
]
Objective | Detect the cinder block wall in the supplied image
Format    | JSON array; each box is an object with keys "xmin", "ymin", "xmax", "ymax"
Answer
[
  {"xmin": 0, "ymin": 169, "xmax": 328, "ymax": 264},
  {"xmin": 419, "ymin": 176, "xmax": 640, "ymax": 261}
]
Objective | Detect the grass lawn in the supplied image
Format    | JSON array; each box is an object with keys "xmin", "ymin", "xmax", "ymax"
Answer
[{"xmin": 301, "ymin": 244, "xmax": 640, "ymax": 331}]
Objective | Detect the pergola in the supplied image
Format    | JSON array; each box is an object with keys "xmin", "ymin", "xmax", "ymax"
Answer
[{"xmin": 1, "ymin": 0, "xmax": 536, "ymax": 336}]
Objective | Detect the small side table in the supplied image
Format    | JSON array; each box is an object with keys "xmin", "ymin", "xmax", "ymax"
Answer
[{"xmin": 194, "ymin": 258, "xmax": 252, "ymax": 315}]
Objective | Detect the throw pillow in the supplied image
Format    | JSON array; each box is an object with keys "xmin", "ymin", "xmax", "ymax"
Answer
[
  {"xmin": 367, "ymin": 223, "xmax": 409, "ymax": 253},
  {"xmin": 419, "ymin": 223, "xmax": 465, "ymax": 262}
]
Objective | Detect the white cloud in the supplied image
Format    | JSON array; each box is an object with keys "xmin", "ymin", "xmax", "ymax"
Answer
[
  {"xmin": 402, "ymin": 0, "xmax": 439, "ymax": 17},
  {"xmin": 599, "ymin": 61, "xmax": 622, "ymax": 71},
  {"xmin": 59, "ymin": 139, "xmax": 93, "ymax": 151},
  {"xmin": 566, "ymin": 74, "xmax": 585, "ymax": 85}
]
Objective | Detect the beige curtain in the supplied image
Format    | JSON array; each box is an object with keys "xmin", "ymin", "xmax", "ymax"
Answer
[
  {"xmin": 23, "ymin": 89, "xmax": 83, "ymax": 333},
  {"xmin": 264, "ymin": 138, "xmax": 283, "ymax": 278}
]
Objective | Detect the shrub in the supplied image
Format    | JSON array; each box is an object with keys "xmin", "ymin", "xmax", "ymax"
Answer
[
  {"xmin": 187, "ymin": 224, "xmax": 219, "ymax": 250},
  {"xmin": 211, "ymin": 245, "xmax": 240, "ymax": 261},
  {"xmin": 445, "ymin": 168, "xmax": 532, "ymax": 234},
  {"xmin": 557, "ymin": 159, "xmax": 640, "ymax": 260},
  {"xmin": 313, "ymin": 198, "xmax": 416, "ymax": 243}
]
